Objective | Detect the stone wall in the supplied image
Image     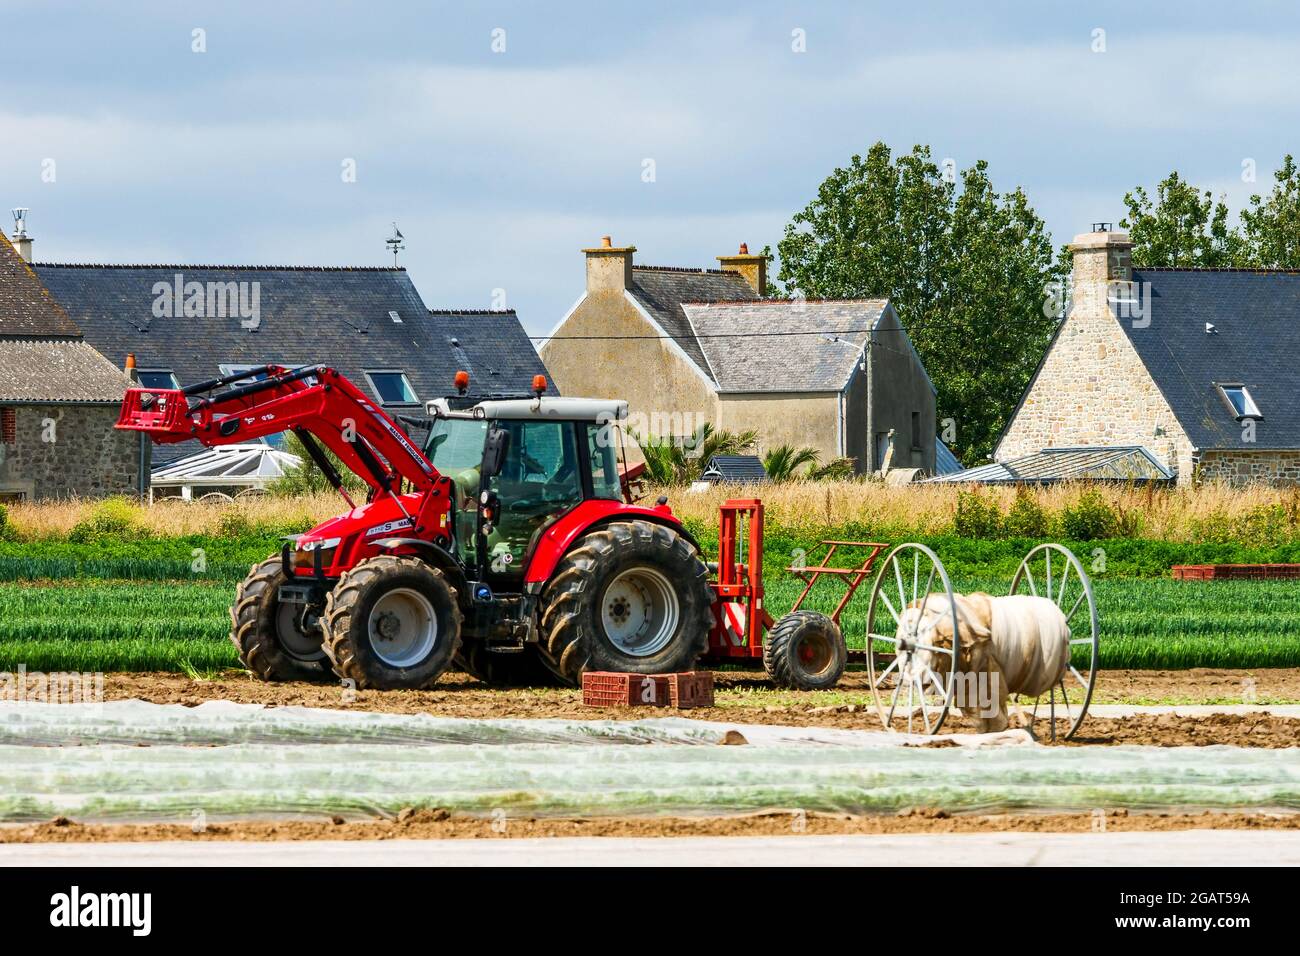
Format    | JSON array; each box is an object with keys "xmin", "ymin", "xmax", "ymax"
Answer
[
  {"xmin": 1195, "ymin": 450, "xmax": 1300, "ymax": 486},
  {"xmin": 0, "ymin": 403, "xmax": 145, "ymax": 500},
  {"xmin": 996, "ymin": 231, "xmax": 1196, "ymax": 481}
]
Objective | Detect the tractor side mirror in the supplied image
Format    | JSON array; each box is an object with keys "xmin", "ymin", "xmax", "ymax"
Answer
[{"xmin": 480, "ymin": 425, "xmax": 511, "ymax": 480}]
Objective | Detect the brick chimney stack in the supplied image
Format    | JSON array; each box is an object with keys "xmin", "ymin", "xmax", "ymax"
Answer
[
  {"xmin": 582, "ymin": 235, "xmax": 636, "ymax": 294},
  {"xmin": 717, "ymin": 242, "xmax": 768, "ymax": 296}
]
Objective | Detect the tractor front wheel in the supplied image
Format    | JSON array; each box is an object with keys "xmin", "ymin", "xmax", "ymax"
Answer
[
  {"xmin": 321, "ymin": 555, "xmax": 462, "ymax": 690},
  {"xmin": 537, "ymin": 520, "xmax": 712, "ymax": 685},
  {"xmin": 230, "ymin": 556, "xmax": 335, "ymax": 682},
  {"xmin": 764, "ymin": 610, "xmax": 847, "ymax": 690}
]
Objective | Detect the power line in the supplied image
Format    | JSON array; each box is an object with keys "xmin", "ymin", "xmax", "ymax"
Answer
[{"xmin": 528, "ymin": 325, "xmax": 931, "ymax": 342}]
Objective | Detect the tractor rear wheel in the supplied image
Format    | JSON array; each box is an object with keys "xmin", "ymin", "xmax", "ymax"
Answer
[
  {"xmin": 763, "ymin": 610, "xmax": 847, "ymax": 690},
  {"xmin": 229, "ymin": 556, "xmax": 335, "ymax": 682},
  {"xmin": 537, "ymin": 520, "xmax": 712, "ymax": 685},
  {"xmin": 455, "ymin": 640, "xmax": 561, "ymax": 688},
  {"xmin": 321, "ymin": 555, "xmax": 462, "ymax": 690}
]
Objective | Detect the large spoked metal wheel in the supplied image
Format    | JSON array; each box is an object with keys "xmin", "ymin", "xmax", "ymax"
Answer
[
  {"xmin": 867, "ymin": 543, "xmax": 962, "ymax": 734},
  {"xmin": 1009, "ymin": 544, "xmax": 1100, "ymax": 741},
  {"xmin": 600, "ymin": 567, "xmax": 681, "ymax": 657}
]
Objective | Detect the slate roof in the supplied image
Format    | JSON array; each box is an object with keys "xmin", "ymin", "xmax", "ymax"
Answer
[
  {"xmin": 926, "ymin": 446, "xmax": 1174, "ymax": 484},
  {"xmin": 0, "ymin": 233, "xmax": 81, "ymax": 337},
  {"xmin": 430, "ymin": 310, "xmax": 555, "ymax": 394},
  {"xmin": 682, "ymin": 299, "xmax": 889, "ymax": 393},
  {"xmin": 1120, "ymin": 269, "xmax": 1300, "ymax": 449},
  {"xmin": 0, "ymin": 233, "xmax": 130, "ymax": 404},
  {"xmin": 31, "ymin": 263, "xmax": 548, "ymax": 462},
  {"xmin": 627, "ymin": 267, "xmax": 756, "ymax": 378},
  {"xmin": 700, "ymin": 454, "xmax": 769, "ymax": 482}
]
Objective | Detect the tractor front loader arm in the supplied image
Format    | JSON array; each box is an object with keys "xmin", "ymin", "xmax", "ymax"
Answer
[{"xmin": 116, "ymin": 364, "xmax": 441, "ymax": 499}]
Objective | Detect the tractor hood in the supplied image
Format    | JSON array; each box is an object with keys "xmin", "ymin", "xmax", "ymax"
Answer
[
  {"xmin": 299, "ymin": 493, "xmax": 420, "ymax": 547},
  {"xmin": 291, "ymin": 492, "xmax": 427, "ymax": 578}
]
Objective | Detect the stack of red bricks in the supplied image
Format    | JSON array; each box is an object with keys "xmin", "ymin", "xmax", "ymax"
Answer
[{"xmin": 581, "ymin": 672, "xmax": 714, "ymax": 709}]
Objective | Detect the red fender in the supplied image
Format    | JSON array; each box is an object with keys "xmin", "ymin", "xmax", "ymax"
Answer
[{"xmin": 523, "ymin": 499, "xmax": 697, "ymax": 586}]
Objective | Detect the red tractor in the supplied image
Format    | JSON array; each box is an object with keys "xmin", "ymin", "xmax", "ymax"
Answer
[{"xmin": 117, "ymin": 365, "xmax": 848, "ymax": 691}]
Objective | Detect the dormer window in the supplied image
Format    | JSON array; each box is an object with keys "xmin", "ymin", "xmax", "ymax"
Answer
[
  {"xmin": 365, "ymin": 370, "xmax": 419, "ymax": 405},
  {"xmin": 1218, "ymin": 384, "xmax": 1262, "ymax": 420},
  {"xmin": 136, "ymin": 369, "xmax": 179, "ymax": 390}
]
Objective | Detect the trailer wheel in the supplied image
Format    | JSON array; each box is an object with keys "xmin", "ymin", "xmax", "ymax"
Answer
[
  {"xmin": 538, "ymin": 520, "xmax": 712, "ymax": 686},
  {"xmin": 230, "ymin": 556, "xmax": 335, "ymax": 682},
  {"xmin": 321, "ymin": 555, "xmax": 462, "ymax": 690},
  {"xmin": 764, "ymin": 611, "xmax": 846, "ymax": 690},
  {"xmin": 456, "ymin": 640, "xmax": 561, "ymax": 687}
]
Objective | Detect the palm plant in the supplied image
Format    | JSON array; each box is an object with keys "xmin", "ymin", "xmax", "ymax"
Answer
[
  {"xmin": 632, "ymin": 423, "xmax": 758, "ymax": 485},
  {"xmin": 762, "ymin": 445, "xmax": 821, "ymax": 482}
]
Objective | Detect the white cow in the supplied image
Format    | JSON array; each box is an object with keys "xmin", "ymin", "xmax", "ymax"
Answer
[{"xmin": 895, "ymin": 592, "xmax": 1071, "ymax": 732}]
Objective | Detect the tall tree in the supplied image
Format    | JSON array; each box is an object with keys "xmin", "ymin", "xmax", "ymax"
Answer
[
  {"xmin": 776, "ymin": 143, "xmax": 1061, "ymax": 465},
  {"xmin": 1241, "ymin": 154, "xmax": 1300, "ymax": 268},
  {"xmin": 1119, "ymin": 172, "xmax": 1245, "ymax": 267}
]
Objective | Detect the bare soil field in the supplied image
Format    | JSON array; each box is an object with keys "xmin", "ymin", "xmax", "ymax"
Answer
[
  {"xmin": 3, "ymin": 808, "xmax": 1297, "ymax": 844},
  {"xmin": 96, "ymin": 667, "xmax": 1300, "ymax": 747},
  {"xmin": 4, "ymin": 668, "xmax": 1295, "ymax": 845}
]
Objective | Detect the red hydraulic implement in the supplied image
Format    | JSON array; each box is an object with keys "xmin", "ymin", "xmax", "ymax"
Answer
[
  {"xmin": 705, "ymin": 499, "xmax": 773, "ymax": 660},
  {"xmin": 786, "ymin": 540, "xmax": 890, "ymax": 628}
]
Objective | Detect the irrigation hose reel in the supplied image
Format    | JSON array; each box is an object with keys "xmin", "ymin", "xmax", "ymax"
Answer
[{"xmin": 866, "ymin": 542, "xmax": 1101, "ymax": 740}]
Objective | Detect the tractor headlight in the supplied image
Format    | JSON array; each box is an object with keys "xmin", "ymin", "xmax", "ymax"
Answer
[{"xmin": 293, "ymin": 537, "xmax": 341, "ymax": 570}]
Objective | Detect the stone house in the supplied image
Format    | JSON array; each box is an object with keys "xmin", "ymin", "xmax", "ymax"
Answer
[
  {"xmin": 540, "ymin": 238, "xmax": 937, "ymax": 475},
  {"xmin": 998, "ymin": 227, "xmax": 1300, "ymax": 485},
  {"xmin": 0, "ymin": 230, "xmax": 142, "ymax": 500}
]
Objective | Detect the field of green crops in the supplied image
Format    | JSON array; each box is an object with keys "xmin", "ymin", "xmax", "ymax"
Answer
[
  {"xmin": 0, "ymin": 563, "xmax": 1297, "ymax": 673},
  {"xmin": 775, "ymin": 576, "xmax": 1300, "ymax": 670}
]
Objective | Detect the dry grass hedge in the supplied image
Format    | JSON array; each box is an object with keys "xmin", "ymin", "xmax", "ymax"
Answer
[
  {"xmin": 655, "ymin": 480, "xmax": 1300, "ymax": 543},
  {"xmin": 7, "ymin": 481, "xmax": 1300, "ymax": 544}
]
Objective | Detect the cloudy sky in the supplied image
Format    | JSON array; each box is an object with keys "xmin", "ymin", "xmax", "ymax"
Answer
[{"xmin": 4, "ymin": 1, "xmax": 1299, "ymax": 336}]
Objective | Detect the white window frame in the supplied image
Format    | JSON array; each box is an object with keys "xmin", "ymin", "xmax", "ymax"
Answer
[
  {"xmin": 364, "ymin": 370, "xmax": 420, "ymax": 405},
  {"xmin": 136, "ymin": 368, "xmax": 180, "ymax": 389},
  {"xmin": 1217, "ymin": 383, "xmax": 1262, "ymax": 420}
]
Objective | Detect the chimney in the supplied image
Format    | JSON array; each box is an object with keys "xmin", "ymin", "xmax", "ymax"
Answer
[
  {"xmin": 582, "ymin": 235, "xmax": 636, "ymax": 294},
  {"xmin": 1068, "ymin": 223, "xmax": 1133, "ymax": 317},
  {"xmin": 10, "ymin": 208, "xmax": 33, "ymax": 262},
  {"xmin": 124, "ymin": 353, "xmax": 138, "ymax": 383},
  {"xmin": 717, "ymin": 242, "xmax": 768, "ymax": 296}
]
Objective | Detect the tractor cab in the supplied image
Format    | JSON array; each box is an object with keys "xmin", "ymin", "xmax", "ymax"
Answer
[{"xmin": 424, "ymin": 390, "xmax": 630, "ymax": 581}]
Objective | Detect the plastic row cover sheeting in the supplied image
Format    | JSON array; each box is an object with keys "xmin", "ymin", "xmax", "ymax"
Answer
[
  {"xmin": 0, "ymin": 701, "xmax": 1297, "ymax": 822},
  {"xmin": 0, "ymin": 700, "xmax": 1018, "ymax": 747}
]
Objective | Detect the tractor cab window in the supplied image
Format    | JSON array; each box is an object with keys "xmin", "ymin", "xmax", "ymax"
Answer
[
  {"xmin": 587, "ymin": 423, "xmax": 623, "ymax": 501},
  {"xmin": 494, "ymin": 421, "xmax": 580, "ymax": 496},
  {"xmin": 485, "ymin": 420, "xmax": 583, "ymax": 573},
  {"xmin": 424, "ymin": 417, "xmax": 488, "ymax": 473},
  {"xmin": 424, "ymin": 417, "xmax": 489, "ymax": 561}
]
